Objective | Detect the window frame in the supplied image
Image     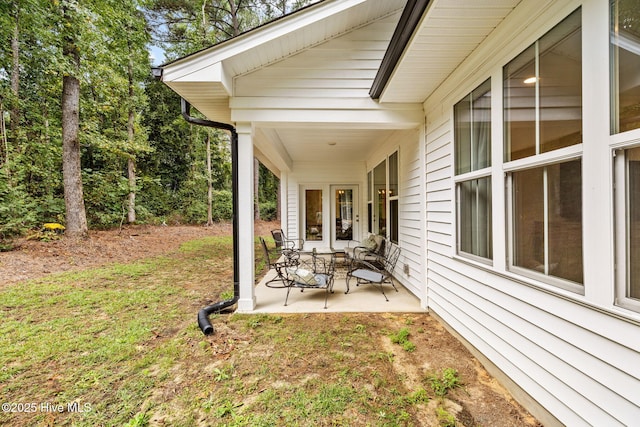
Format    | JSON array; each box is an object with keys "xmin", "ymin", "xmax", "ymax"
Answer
[
  {"xmin": 503, "ymin": 7, "xmax": 585, "ymax": 292},
  {"xmin": 367, "ymin": 150, "xmax": 400, "ymax": 243},
  {"xmin": 610, "ymin": 0, "xmax": 640, "ymax": 135},
  {"xmin": 454, "ymin": 78, "xmax": 493, "ymax": 263},
  {"xmin": 505, "ymin": 155, "xmax": 584, "ymax": 294},
  {"xmin": 611, "ymin": 0, "xmax": 640, "ymax": 313},
  {"xmin": 614, "ymin": 144, "xmax": 640, "ymax": 312}
]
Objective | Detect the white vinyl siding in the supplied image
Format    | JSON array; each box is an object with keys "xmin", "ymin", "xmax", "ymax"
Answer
[
  {"xmin": 423, "ymin": 0, "xmax": 640, "ymax": 425},
  {"xmin": 427, "ymin": 254, "xmax": 640, "ymax": 426},
  {"xmin": 235, "ymin": 17, "xmax": 399, "ymax": 99},
  {"xmin": 398, "ymin": 133, "xmax": 425, "ymax": 297}
]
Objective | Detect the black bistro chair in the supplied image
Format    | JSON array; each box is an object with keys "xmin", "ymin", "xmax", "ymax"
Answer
[
  {"xmin": 271, "ymin": 229, "xmax": 304, "ymax": 255},
  {"xmin": 259, "ymin": 237, "xmax": 298, "ymax": 288}
]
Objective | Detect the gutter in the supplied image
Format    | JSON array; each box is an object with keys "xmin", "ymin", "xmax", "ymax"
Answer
[
  {"xmin": 369, "ymin": 0, "xmax": 431, "ymax": 100},
  {"xmin": 181, "ymin": 98, "xmax": 240, "ymax": 336}
]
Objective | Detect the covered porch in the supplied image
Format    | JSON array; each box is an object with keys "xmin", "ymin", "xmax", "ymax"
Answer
[
  {"xmin": 253, "ymin": 256, "xmax": 425, "ymax": 313},
  {"xmin": 158, "ymin": 0, "xmax": 427, "ymax": 313}
]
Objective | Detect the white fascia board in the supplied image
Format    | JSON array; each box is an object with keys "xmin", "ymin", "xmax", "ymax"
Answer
[
  {"xmin": 162, "ymin": 0, "xmax": 369, "ymax": 82},
  {"xmin": 377, "ymin": 1, "xmax": 431, "ymax": 103},
  {"xmin": 230, "ymin": 96, "xmax": 421, "ymax": 111},
  {"xmin": 230, "ymin": 96, "xmax": 423, "ymax": 128},
  {"xmin": 232, "ymin": 106, "xmax": 423, "ymax": 129},
  {"xmin": 163, "ymin": 61, "xmax": 232, "ymax": 96}
]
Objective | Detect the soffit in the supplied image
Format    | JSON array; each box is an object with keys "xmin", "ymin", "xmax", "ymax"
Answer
[{"xmin": 380, "ymin": 0, "xmax": 523, "ymax": 103}]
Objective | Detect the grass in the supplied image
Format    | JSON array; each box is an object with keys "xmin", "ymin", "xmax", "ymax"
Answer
[
  {"xmin": 0, "ymin": 233, "xmax": 532, "ymax": 426},
  {"xmin": 428, "ymin": 368, "xmax": 463, "ymax": 398},
  {"xmin": 390, "ymin": 327, "xmax": 417, "ymax": 352}
]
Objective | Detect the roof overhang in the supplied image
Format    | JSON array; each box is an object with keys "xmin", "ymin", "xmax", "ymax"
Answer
[
  {"xmin": 370, "ymin": 0, "xmax": 431, "ymax": 100},
  {"xmin": 158, "ymin": 0, "xmax": 405, "ymax": 124},
  {"xmin": 375, "ymin": 0, "xmax": 524, "ymax": 104}
]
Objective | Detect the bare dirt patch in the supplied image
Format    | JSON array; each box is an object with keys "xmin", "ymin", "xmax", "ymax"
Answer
[{"xmin": 0, "ymin": 221, "xmax": 274, "ymax": 287}]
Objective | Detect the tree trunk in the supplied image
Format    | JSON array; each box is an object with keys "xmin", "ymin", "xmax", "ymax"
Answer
[
  {"xmin": 206, "ymin": 132, "xmax": 213, "ymax": 226},
  {"xmin": 61, "ymin": 7, "xmax": 88, "ymax": 238},
  {"xmin": 127, "ymin": 52, "xmax": 136, "ymax": 224},
  {"xmin": 62, "ymin": 75, "xmax": 88, "ymax": 238},
  {"xmin": 0, "ymin": 101, "xmax": 7, "ymax": 169},
  {"xmin": 229, "ymin": 0, "xmax": 240, "ymax": 36},
  {"xmin": 127, "ymin": 157, "xmax": 136, "ymax": 223},
  {"xmin": 10, "ymin": 7, "xmax": 19, "ymax": 143}
]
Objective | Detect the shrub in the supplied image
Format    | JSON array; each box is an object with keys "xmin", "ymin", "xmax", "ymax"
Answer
[
  {"xmin": 82, "ymin": 170, "xmax": 129, "ymax": 228},
  {"xmin": 259, "ymin": 200, "xmax": 277, "ymax": 221},
  {"xmin": 0, "ymin": 176, "xmax": 38, "ymax": 238}
]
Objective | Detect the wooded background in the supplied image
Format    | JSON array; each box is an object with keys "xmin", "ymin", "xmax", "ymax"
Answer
[{"xmin": 0, "ymin": 0, "xmax": 311, "ymax": 240}]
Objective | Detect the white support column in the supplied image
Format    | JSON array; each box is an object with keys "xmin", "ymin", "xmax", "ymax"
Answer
[
  {"xmin": 581, "ymin": 0, "xmax": 613, "ymax": 305},
  {"xmin": 236, "ymin": 123, "xmax": 256, "ymax": 312}
]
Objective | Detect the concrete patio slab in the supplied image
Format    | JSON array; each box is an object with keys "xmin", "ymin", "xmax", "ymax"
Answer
[{"xmin": 252, "ymin": 267, "xmax": 425, "ymax": 314}]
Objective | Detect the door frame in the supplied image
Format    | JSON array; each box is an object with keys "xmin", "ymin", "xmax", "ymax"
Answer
[{"xmin": 330, "ymin": 184, "xmax": 360, "ymax": 250}]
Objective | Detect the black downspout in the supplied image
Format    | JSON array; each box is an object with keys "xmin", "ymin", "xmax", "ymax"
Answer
[{"xmin": 180, "ymin": 98, "xmax": 240, "ymax": 335}]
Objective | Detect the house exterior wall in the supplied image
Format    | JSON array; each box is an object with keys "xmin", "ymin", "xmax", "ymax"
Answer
[
  {"xmin": 398, "ymin": 129, "xmax": 427, "ymax": 302},
  {"xmin": 421, "ymin": 0, "xmax": 640, "ymax": 425},
  {"xmin": 363, "ymin": 129, "xmax": 427, "ymax": 302},
  {"xmin": 238, "ymin": 8, "xmax": 426, "ymax": 303}
]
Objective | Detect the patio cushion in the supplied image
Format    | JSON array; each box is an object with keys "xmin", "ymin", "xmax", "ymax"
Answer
[
  {"xmin": 363, "ymin": 235, "xmax": 378, "ymax": 250},
  {"xmin": 287, "ymin": 267, "xmax": 319, "ymax": 286}
]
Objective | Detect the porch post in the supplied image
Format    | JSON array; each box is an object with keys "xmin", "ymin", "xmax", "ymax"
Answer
[{"xmin": 236, "ymin": 122, "xmax": 256, "ymax": 312}]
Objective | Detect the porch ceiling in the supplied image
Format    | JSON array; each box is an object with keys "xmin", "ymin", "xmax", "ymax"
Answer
[
  {"xmin": 379, "ymin": 0, "xmax": 523, "ymax": 103},
  {"xmin": 255, "ymin": 125, "xmax": 397, "ymax": 169}
]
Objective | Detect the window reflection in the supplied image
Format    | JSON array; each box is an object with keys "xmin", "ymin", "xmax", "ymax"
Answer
[
  {"xmin": 505, "ymin": 9, "xmax": 582, "ymax": 161},
  {"xmin": 611, "ymin": 0, "xmax": 640, "ymax": 133},
  {"xmin": 627, "ymin": 147, "xmax": 640, "ymax": 299},
  {"xmin": 374, "ymin": 160, "xmax": 386, "ymax": 236},
  {"xmin": 512, "ymin": 160, "xmax": 583, "ymax": 284},
  {"xmin": 335, "ymin": 189, "xmax": 353, "ymax": 241},
  {"xmin": 305, "ymin": 189, "xmax": 322, "ymax": 241}
]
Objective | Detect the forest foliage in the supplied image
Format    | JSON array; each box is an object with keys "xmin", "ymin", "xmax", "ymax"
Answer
[{"xmin": 0, "ymin": 0, "xmax": 310, "ymax": 240}]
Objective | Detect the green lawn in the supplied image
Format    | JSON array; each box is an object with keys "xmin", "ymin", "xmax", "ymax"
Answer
[{"xmin": 0, "ymin": 235, "xmax": 535, "ymax": 426}]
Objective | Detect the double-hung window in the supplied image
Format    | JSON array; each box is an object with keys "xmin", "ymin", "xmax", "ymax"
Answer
[
  {"xmin": 454, "ymin": 79, "xmax": 492, "ymax": 261},
  {"xmin": 504, "ymin": 8, "xmax": 583, "ymax": 290},
  {"xmin": 611, "ymin": 0, "xmax": 640, "ymax": 312}
]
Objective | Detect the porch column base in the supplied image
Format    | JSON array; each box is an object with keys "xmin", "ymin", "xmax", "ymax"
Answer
[{"xmin": 236, "ymin": 296, "xmax": 257, "ymax": 313}]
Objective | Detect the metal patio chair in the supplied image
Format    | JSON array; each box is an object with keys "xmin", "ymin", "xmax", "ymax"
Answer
[
  {"xmin": 344, "ymin": 234, "xmax": 387, "ymax": 274},
  {"xmin": 271, "ymin": 228, "xmax": 304, "ymax": 255},
  {"xmin": 346, "ymin": 242, "xmax": 400, "ymax": 301},
  {"xmin": 259, "ymin": 237, "xmax": 299, "ymax": 288}
]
